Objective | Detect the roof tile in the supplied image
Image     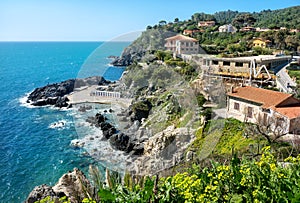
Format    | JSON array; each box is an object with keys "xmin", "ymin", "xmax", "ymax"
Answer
[{"xmin": 227, "ymin": 86, "xmax": 292, "ymax": 108}]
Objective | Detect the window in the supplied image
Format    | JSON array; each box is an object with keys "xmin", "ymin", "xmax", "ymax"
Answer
[
  {"xmin": 247, "ymin": 107, "xmax": 253, "ymax": 118},
  {"xmin": 234, "ymin": 102, "xmax": 240, "ymax": 111},
  {"xmin": 212, "ymin": 60, "xmax": 218, "ymax": 65},
  {"xmin": 235, "ymin": 62, "xmax": 243, "ymax": 67},
  {"xmin": 223, "ymin": 61, "xmax": 230, "ymax": 66}
]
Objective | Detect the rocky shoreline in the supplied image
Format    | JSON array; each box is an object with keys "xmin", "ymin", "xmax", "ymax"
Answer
[
  {"xmin": 26, "ymin": 76, "xmax": 111, "ymax": 107},
  {"xmin": 25, "ymin": 49, "xmax": 199, "ymax": 201}
]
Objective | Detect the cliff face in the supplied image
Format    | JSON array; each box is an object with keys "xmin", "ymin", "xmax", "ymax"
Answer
[
  {"xmin": 25, "ymin": 168, "xmax": 94, "ymax": 203},
  {"xmin": 111, "ymin": 29, "xmax": 175, "ymax": 66}
]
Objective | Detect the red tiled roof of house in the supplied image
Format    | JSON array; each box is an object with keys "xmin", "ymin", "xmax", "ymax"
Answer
[
  {"xmin": 275, "ymin": 106, "xmax": 300, "ymax": 119},
  {"xmin": 165, "ymin": 35, "xmax": 198, "ymax": 42},
  {"xmin": 227, "ymin": 86, "xmax": 292, "ymax": 108}
]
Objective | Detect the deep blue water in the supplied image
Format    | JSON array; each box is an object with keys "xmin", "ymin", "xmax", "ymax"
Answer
[{"xmin": 0, "ymin": 42, "xmax": 129, "ymax": 202}]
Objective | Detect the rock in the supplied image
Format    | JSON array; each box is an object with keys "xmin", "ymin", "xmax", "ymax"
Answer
[
  {"xmin": 110, "ymin": 49, "xmax": 146, "ymax": 67},
  {"xmin": 25, "ymin": 185, "xmax": 57, "ymax": 203},
  {"xmin": 25, "ymin": 168, "xmax": 94, "ymax": 203},
  {"xmin": 95, "ymin": 113, "xmax": 107, "ymax": 124},
  {"xmin": 143, "ymin": 125, "xmax": 194, "ymax": 159},
  {"xmin": 32, "ymin": 99, "xmax": 48, "ymax": 106},
  {"xmin": 109, "ymin": 133, "xmax": 130, "ymax": 151},
  {"xmin": 54, "ymin": 96, "xmax": 69, "ymax": 108},
  {"xmin": 27, "ymin": 76, "xmax": 111, "ymax": 108},
  {"xmin": 101, "ymin": 122, "xmax": 117, "ymax": 139},
  {"xmin": 52, "ymin": 168, "xmax": 94, "ymax": 203}
]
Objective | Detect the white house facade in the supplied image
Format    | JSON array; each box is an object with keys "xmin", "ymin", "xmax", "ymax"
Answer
[
  {"xmin": 165, "ymin": 35, "xmax": 199, "ymax": 55},
  {"xmin": 227, "ymin": 86, "xmax": 300, "ymax": 134}
]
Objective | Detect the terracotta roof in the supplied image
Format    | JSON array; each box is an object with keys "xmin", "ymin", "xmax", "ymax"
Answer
[
  {"xmin": 275, "ymin": 106, "xmax": 300, "ymax": 119},
  {"xmin": 253, "ymin": 38, "xmax": 271, "ymax": 43},
  {"xmin": 165, "ymin": 35, "xmax": 198, "ymax": 42},
  {"xmin": 227, "ymin": 86, "xmax": 292, "ymax": 108}
]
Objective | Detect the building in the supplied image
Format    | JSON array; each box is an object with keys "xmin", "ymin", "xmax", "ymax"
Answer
[
  {"xmin": 201, "ymin": 55, "xmax": 290, "ymax": 75},
  {"xmin": 218, "ymin": 24, "xmax": 237, "ymax": 33},
  {"xmin": 252, "ymin": 38, "xmax": 272, "ymax": 48},
  {"xmin": 227, "ymin": 86, "xmax": 300, "ymax": 134},
  {"xmin": 198, "ymin": 21, "xmax": 215, "ymax": 27},
  {"xmin": 240, "ymin": 26, "xmax": 256, "ymax": 32},
  {"xmin": 183, "ymin": 29, "xmax": 203, "ymax": 36},
  {"xmin": 256, "ymin": 27, "xmax": 271, "ymax": 32},
  {"xmin": 165, "ymin": 35, "xmax": 199, "ymax": 55}
]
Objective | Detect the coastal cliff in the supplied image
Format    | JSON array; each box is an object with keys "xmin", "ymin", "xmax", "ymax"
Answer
[
  {"xmin": 111, "ymin": 29, "xmax": 175, "ymax": 66},
  {"xmin": 25, "ymin": 168, "xmax": 94, "ymax": 203}
]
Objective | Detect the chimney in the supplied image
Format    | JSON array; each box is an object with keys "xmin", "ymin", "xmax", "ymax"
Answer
[{"xmin": 230, "ymin": 85, "xmax": 235, "ymax": 93}]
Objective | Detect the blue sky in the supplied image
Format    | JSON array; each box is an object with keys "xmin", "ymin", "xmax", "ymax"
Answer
[{"xmin": 0, "ymin": 0, "xmax": 299, "ymax": 41}]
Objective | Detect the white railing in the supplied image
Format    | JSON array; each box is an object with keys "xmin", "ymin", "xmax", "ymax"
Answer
[{"xmin": 90, "ymin": 91, "xmax": 121, "ymax": 98}]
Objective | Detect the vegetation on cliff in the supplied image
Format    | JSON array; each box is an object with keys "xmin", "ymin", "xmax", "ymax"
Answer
[{"xmin": 36, "ymin": 147, "xmax": 300, "ymax": 202}]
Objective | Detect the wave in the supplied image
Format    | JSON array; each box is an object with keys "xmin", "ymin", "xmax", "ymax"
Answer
[
  {"xmin": 48, "ymin": 119, "xmax": 70, "ymax": 129},
  {"xmin": 19, "ymin": 93, "xmax": 38, "ymax": 109}
]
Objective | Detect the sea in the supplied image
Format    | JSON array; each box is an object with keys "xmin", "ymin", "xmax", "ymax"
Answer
[{"xmin": 0, "ymin": 41, "xmax": 130, "ymax": 202}]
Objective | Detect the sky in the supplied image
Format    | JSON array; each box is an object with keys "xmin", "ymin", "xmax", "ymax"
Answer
[{"xmin": 0, "ymin": 0, "xmax": 299, "ymax": 41}]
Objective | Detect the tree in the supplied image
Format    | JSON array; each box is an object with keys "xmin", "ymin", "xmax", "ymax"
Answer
[
  {"xmin": 274, "ymin": 30, "xmax": 287, "ymax": 49},
  {"xmin": 285, "ymin": 35, "xmax": 299, "ymax": 51},
  {"xmin": 244, "ymin": 113, "xmax": 289, "ymax": 145},
  {"xmin": 174, "ymin": 18, "xmax": 179, "ymax": 23},
  {"xmin": 232, "ymin": 13, "xmax": 256, "ymax": 27},
  {"xmin": 159, "ymin": 20, "xmax": 167, "ymax": 26},
  {"xmin": 155, "ymin": 50, "xmax": 166, "ymax": 61}
]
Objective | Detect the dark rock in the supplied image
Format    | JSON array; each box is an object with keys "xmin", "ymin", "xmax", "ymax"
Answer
[
  {"xmin": 25, "ymin": 184, "xmax": 57, "ymax": 203},
  {"xmin": 32, "ymin": 99, "xmax": 48, "ymax": 106},
  {"xmin": 27, "ymin": 76, "xmax": 111, "ymax": 108},
  {"xmin": 110, "ymin": 49, "xmax": 146, "ymax": 67},
  {"xmin": 109, "ymin": 133, "xmax": 130, "ymax": 151},
  {"xmin": 101, "ymin": 122, "xmax": 117, "ymax": 139},
  {"xmin": 95, "ymin": 113, "xmax": 107, "ymax": 123},
  {"xmin": 130, "ymin": 143, "xmax": 144, "ymax": 156},
  {"xmin": 54, "ymin": 96, "xmax": 69, "ymax": 108}
]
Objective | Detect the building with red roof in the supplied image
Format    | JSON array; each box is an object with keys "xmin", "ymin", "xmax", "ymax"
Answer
[{"xmin": 227, "ymin": 86, "xmax": 300, "ymax": 134}]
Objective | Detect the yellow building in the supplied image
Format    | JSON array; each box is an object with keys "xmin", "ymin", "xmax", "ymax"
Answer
[{"xmin": 253, "ymin": 38, "xmax": 271, "ymax": 48}]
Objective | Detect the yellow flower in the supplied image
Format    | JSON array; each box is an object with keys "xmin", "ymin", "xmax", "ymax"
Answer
[
  {"xmin": 208, "ymin": 172, "xmax": 213, "ymax": 177},
  {"xmin": 213, "ymin": 180, "xmax": 218, "ymax": 185},
  {"xmin": 240, "ymin": 177, "xmax": 247, "ymax": 186},
  {"xmin": 218, "ymin": 171, "xmax": 224, "ymax": 180},
  {"xmin": 277, "ymin": 173, "xmax": 285, "ymax": 178},
  {"xmin": 211, "ymin": 185, "xmax": 217, "ymax": 191},
  {"xmin": 254, "ymin": 198, "xmax": 260, "ymax": 203},
  {"xmin": 252, "ymin": 189, "xmax": 259, "ymax": 197},
  {"xmin": 270, "ymin": 163, "xmax": 276, "ymax": 171}
]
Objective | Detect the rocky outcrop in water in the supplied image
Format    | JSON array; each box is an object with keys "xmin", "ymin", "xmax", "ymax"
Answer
[
  {"xmin": 86, "ymin": 111, "xmax": 146, "ymax": 156},
  {"xmin": 110, "ymin": 49, "xmax": 146, "ymax": 67},
  {"xmin": 25, "ymin": 168, "xmax": 94, "ymax": 203},
  {"xmin": 27, "ymin": 76, "xmax": 110, "ymax": 107}
]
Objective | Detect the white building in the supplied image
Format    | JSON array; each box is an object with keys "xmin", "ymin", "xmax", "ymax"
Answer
[
  {"xmin": 227, "ymin": 86, "xmax": 300, "ymax": 134},
  {"xmin": 218, "ymin": 24, "xmax": 237, "ymax": 33},
  {"xmin": 165, "ymin": 35, "xmax": 199, "ymax": 55}
]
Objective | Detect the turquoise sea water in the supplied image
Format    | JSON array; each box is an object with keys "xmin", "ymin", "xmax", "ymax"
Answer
[{"xmin": 0, "ymin": 42, "xmax": 129, "ymax": 202}]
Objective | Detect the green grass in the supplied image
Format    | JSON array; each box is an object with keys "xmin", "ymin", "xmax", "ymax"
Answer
[
  {"xmin": 190, "ymin": 118, "xmax": 258, "ymax": 158},
  {"xmin": 288, "ymin": 70, "xmax": 300, "ymax": 85}
]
